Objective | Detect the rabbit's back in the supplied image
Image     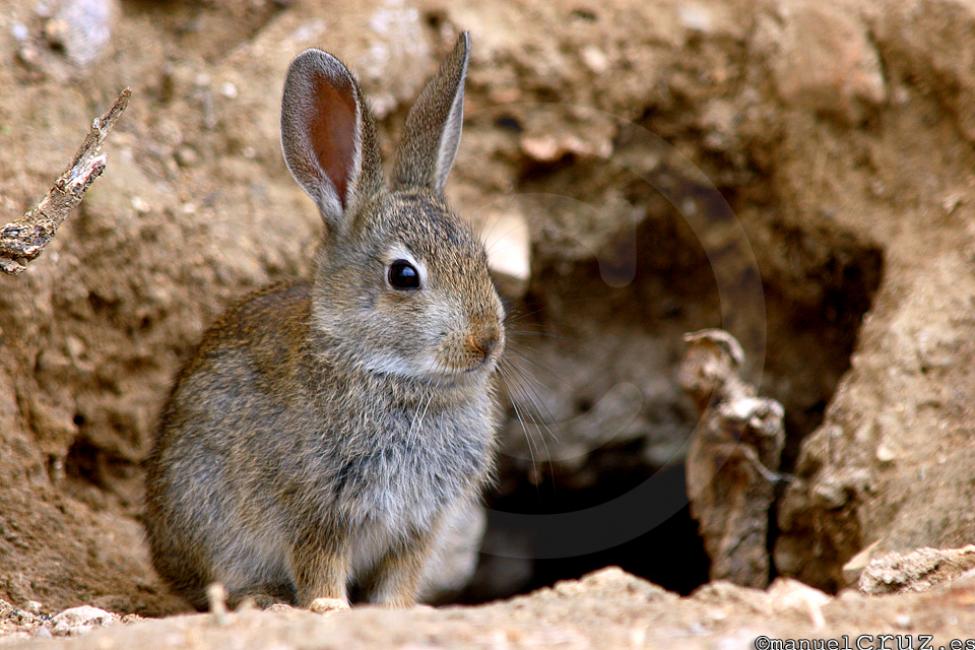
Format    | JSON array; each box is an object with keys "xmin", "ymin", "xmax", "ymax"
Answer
[{"xmin": 145, "ymin": 282, "xmax": 316, "ymax": 606}]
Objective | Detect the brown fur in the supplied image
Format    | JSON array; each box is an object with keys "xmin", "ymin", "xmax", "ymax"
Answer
[{"xmin": 144, "ymin": 33, "xmax": 503, "ymax": 610}]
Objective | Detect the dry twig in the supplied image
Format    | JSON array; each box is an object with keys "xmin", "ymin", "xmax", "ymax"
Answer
[{"xmin": 0, "ymin": 88, "xmax": 131, "ymax": 275}]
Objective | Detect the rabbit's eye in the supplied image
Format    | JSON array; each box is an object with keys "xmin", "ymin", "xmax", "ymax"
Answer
[{"xmin": 387, "ymin": 259, "xmax": 421, "ymax": 290}]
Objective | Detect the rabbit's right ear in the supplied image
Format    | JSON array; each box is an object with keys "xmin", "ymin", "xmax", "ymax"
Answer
[{"xmin": 281, "ymin": 49, "xmax": 383, "ymax": 233}]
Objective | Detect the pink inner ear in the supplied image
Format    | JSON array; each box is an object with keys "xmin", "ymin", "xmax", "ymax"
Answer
[{"xmin": 310, "ymin": 75, "xmax": 357, "ymax": 208}]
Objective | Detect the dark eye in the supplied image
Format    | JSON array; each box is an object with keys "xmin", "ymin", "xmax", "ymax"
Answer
[{"xmin": 387, "ymin": 259, "xmax": 420, "ymax": 290}]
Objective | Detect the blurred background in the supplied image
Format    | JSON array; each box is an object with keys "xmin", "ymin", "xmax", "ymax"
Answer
[{"xmin": 2, "ymin": 0, "xmax": 975, "ymax": 618}]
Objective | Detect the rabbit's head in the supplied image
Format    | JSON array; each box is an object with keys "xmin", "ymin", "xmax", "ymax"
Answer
[{"xmin": 281, "ymin": 33, "xmax": 504, "ymax": 385}]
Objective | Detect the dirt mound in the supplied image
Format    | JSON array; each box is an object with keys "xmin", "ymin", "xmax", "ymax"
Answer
[{"xmin": 8, "ymin": 568, "xmax": 975, "ymax": 648}]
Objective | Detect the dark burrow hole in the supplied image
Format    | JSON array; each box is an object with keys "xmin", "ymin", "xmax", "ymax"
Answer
[
  {"xmin": 459, "ymin": 461, "xmax": 711, "ymax": 603},
  {"xmin": 64, "ymin": 434, "xmax": 142, "ymax": 511},
  {"xmin": 64, "ymin": 436, "xmax": 104, "ymax": 487},
  {"xmin": 461, "ymin": 157, "xmax": 884, "ymax": 601}
]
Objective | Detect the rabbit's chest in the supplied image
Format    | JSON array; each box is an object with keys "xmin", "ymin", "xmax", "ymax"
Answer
[{"xmin": 334, "ymin": 402, "xmax": 492, "ymax": 532}]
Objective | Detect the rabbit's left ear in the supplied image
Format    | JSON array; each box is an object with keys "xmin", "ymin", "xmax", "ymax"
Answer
[{"xmin": 392, "ymin": 32, "xmax": 470, "ymax": 193}]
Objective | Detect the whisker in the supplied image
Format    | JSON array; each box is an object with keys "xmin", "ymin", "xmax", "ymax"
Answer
[
  {"xmin": 504, "ymin": 347, "xmax": 561, "ymax": 384},
  {"xmin": 504, "ymin": 307, "xmax": 546, "ymax": 325},
  {"xmin": 504, "ymin": 325, "xmax": 571, "ymax": 344},
  {"xmin": 505, "ymin": 378, "xmax": 557, "ymax": 489},
  {"xmin": 503, "ymin": 360, "xmax": 558, "ymax": 447},
  {"xmin": 500, "ymin": 358, "xmax": 556, "ymax": 443},
  {"xmin": 501, "ymin": 365, "xmax": 541, "ymax": 476}
]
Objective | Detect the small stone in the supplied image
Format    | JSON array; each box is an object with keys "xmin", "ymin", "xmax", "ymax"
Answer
[
  {"xmin": 18, "ymin": 44, "xmax": 42, "ymax": 67},
  {"xmin": 24, "ymin": 600, "xmax": 42, "ymax": 615},
  {"xmin": 812, "ymin": 480, "xmax": 848, "ymax": 509},
  {"xmin": 50, "ymin": 0, "xmax": 116, "ymax": 67},
  {"xmin": 679, "ymin": 4, "xmax": 713, "ymax": 33},
  {"xmin": 43, "ymin": 18, "xmax": 69, "ymax": 47},
  {"xmin": 875, "ymin": 443, "xmax": 896, "ymax": 464},
  {"xmin": 11, "ymin": 23, "xmax": 29, "ymax": 42},
  {"xmin": 308, "ymin": 597, "xmax": 349, "ymax": 614},
  {"xmin": 520, "ymin": 135, "xmax": 561, "ymax": 162},
  {"xmin": 65, "ymin": 335, "xmax": 86, "ymax": 360},
  {"xmin": 759, "ymin": 0, "xmax": 886, "ymax": 123},
  {"xmin": 942, "ymin": 192, "xmax": 964, "ymax": 215},
  {"xmin": 580, "ymin": 46, "xmax": 609, "ymax": 74},
  {"xmin": 175, "ymin": 146, "xmax": 199, "ymax": 168},
  {"xmin": 51, "ymin": 606, "xmax": 116, "ymax": 636},
  {"xmin": 131, "ymin": 196, "xmax": 151, "ymax": 214},
  {"xmin": 219, "ymin": 81, "xmax": 238, "ymax": 99}
]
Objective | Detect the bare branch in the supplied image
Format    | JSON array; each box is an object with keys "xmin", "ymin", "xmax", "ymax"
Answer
[{"xmin": 0, "ymin": 88, "xmax": 131, "ymax": 275}]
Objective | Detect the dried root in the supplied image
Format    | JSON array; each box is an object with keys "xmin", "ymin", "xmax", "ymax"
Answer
[
  {"xmin": 0, "ymin": 88, "xmax": 130, "ymax": 275},
  {"xmin": 678, "ymin": 328, "xmax": 785, "ymax": 588}
]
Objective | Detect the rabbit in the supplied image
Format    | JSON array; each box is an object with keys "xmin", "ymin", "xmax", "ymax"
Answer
[{"xmin": 143, "ymin": 32, "xmax": 504, "ymax": 612}]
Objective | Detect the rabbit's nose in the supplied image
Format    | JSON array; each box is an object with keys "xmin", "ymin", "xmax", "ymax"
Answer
[{"xmin": 467, "ymin": 327, "xmax": 500, "ymax": 360}]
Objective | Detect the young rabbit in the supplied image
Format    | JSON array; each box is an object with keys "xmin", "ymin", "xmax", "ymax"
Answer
[{"xmin": 144, "ymin": 32, "xmax": 504, "ymax": 611}]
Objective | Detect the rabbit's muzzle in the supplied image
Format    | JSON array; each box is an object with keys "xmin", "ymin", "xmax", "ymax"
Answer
[{"xmin": 463, "ymin": 321, "xmax": 503, "ymax": 367}]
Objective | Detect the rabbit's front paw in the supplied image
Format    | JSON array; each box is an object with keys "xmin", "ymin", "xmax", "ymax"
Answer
[{"xmin": 308, "ymin": 597, "xmax": 350, "ymax": 614}]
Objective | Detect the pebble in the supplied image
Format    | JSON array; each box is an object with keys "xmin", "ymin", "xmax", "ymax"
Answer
[
  {"xmin": 51, "ymin": 606, "xmax": 117, "ymax": 636},
  {"xmin": 875, "ymin": 443, "xmax": 896, "ymax": 464},
  {"xmin": 812, "ymin": 480, "xmax": 848, "ymax": 509},
  {"xmin": 11, "ymin": 23, "xmax": 29, "ymax": 42},
  {"xmin": 679, "ymin": 4, "xmax": 714, "ymax": 33},
  {"xmin": 761, "ymin": 0, "xmax": 886, "ymax": 122},
  {"xmin": 175, "ymin": 146, "xmax": 200, "ymax": 168},
  {"xmin": 580, "ymin": 46, "xmax": 609, "ymax": 74},
  {"xmin": 220, "ymin": 81, "xmax": 238, "ymax": 99},
  {"xmin": 50, "ymin": 0, "xmax": 115, "ymax": 67},
  {"xmin": 43, "ymin": 18, "xmax": 69, "ymax": 47},
  {"xmin": 131, "ymin": 196, "xmax": 151, "ymax": 214}
]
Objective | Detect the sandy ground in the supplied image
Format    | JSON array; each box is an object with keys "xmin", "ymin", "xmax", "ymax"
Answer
[{"xmin": 8, "ymin": 567, "xmax": 975, "ymax": 649}]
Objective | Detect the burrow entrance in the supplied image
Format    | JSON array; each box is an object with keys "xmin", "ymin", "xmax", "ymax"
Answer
[{"xmin": 458, "ymin": 149, "xmax": 884, "ymax": 602}]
